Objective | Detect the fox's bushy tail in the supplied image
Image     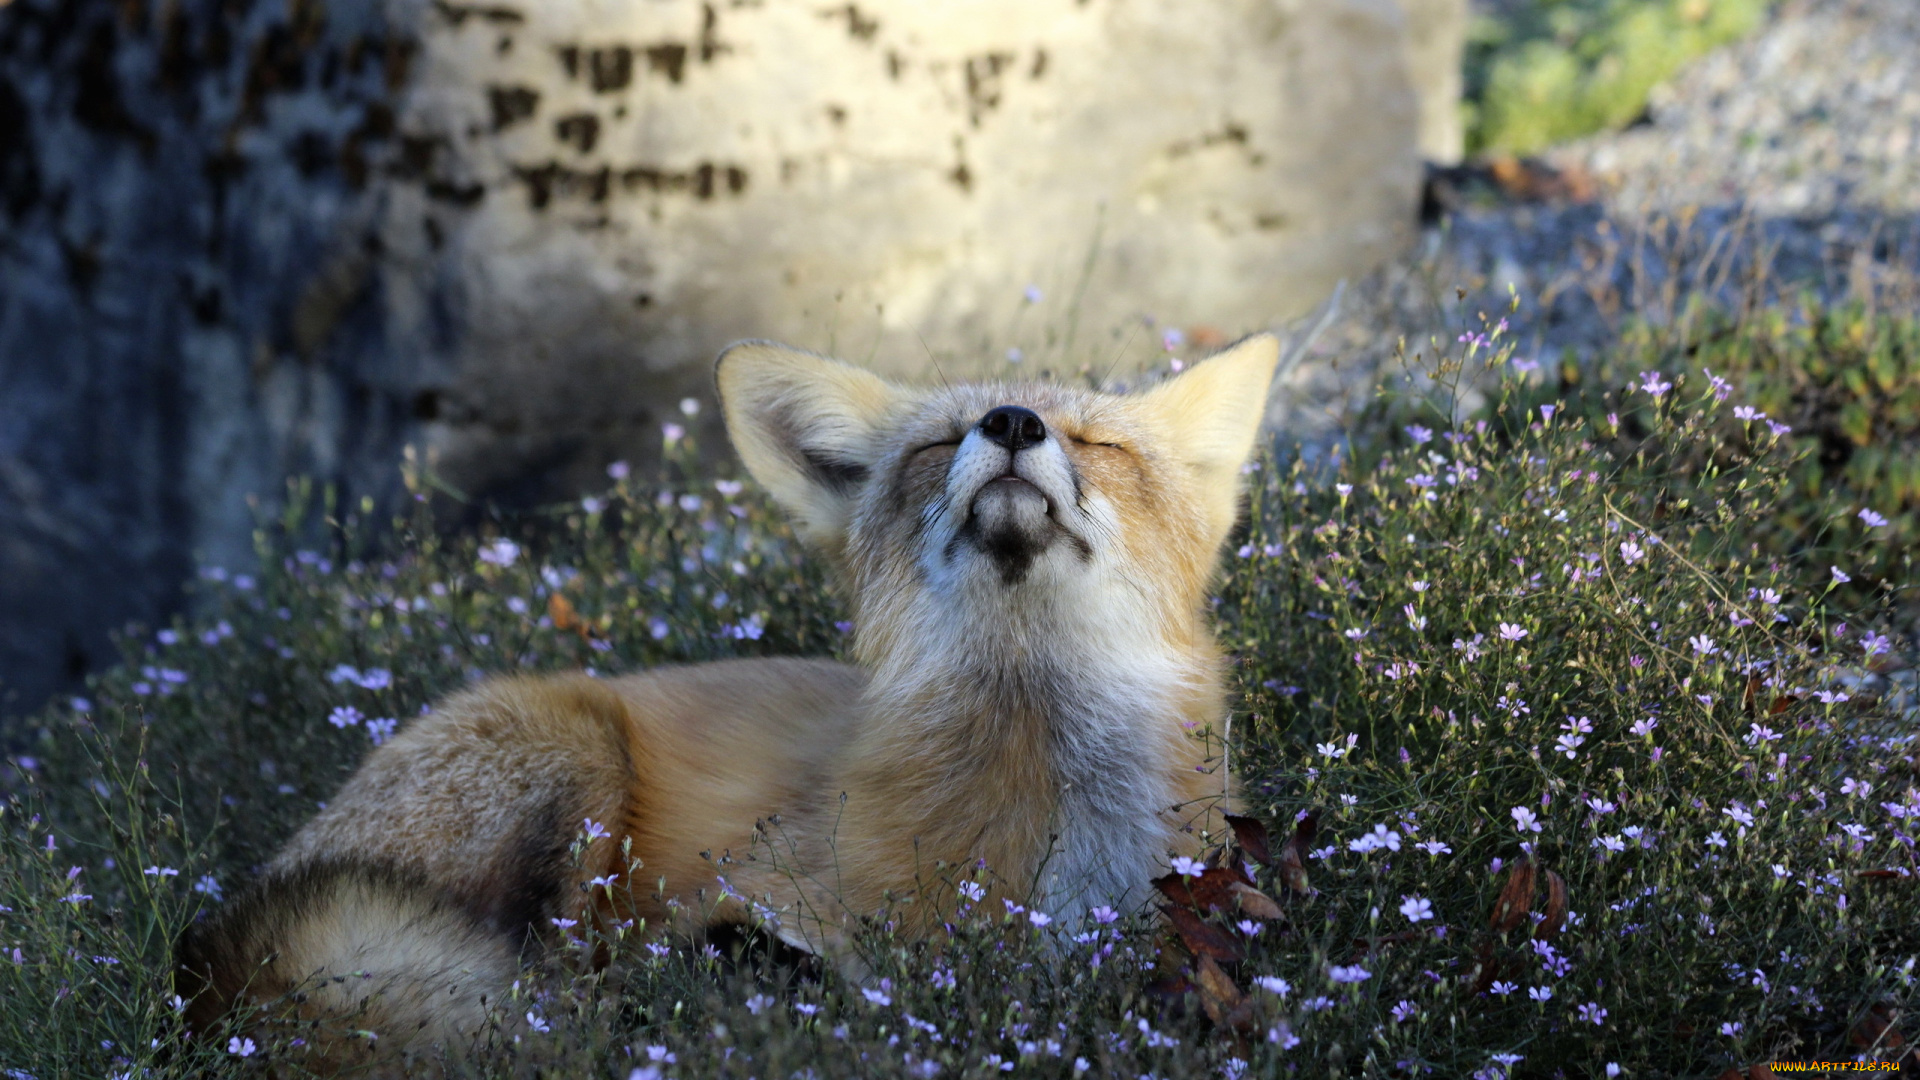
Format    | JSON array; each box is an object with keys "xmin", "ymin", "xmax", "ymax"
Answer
[{"xmin": 176, "ymin": 860, "xmax": 521, "ymax": 1075}]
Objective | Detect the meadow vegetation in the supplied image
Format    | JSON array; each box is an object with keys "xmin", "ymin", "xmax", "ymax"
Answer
[
  {"xmin": 3, "ymin": 293, "xmax": 1918, "ymax": 1077},
  {"xmin": 1466, "ymin": 0, "xmax": 1771, "ymax": 155}
]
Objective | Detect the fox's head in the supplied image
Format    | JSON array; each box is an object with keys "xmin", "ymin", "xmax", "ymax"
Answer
[{"xmin": 716, "ymin": 337, "xmax": 1280, "ymax": 665}]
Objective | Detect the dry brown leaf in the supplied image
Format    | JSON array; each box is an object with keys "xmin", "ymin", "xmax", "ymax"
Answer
[
  {"xmin": 1228, "ymin": 882, "xmax": 1283, "ymax": 921},
  {"xmin": 1535, "ymin": 870, "xmax": 1568, "ymax": 940},
  {"xmin": 1161, "ymin": 905, "xmax": 1244, "ymax": 964},
  {"xmin": 1850, "ymin": 1001, "xmax": 1907, "ymax": 1051},
  {"xmin": 1465, "ymin": 939, "xmax": 1499, "ymax": 999},
  {"xmin": 1192, "ymin": 953, "xmax": 1246, "ymax": 1028},
  {"xmin": 1742, "ymin": 675, "xmax": 1762, "ymax": 717},
  {"xmin": 1152, "ymin": 865, "xmax": 1252, "ymax": 913},
  {"xmin": 547, "ymin": 593, "xmax": 599, "ymax": 642},
  {"xmin": 1858, "ymin": 869, "xmax": 1910, "ymax": 880},
  {"xmin": 1275, "ymin": 811, "xmax": 1318, "ymax": 895},
  {"xmin": 1187, "ymin": 326, "xmax": 1230, "ymax": 351},
  {"xmin": 1769, "ymin": 694, "xmax": 1798, "ymax": 715},
  {"xmin": 1489, "ymin": 857, "xmax": 1536, "ymax": 933},
  {"xmin": 1225, "ymin": 813, "xmax": 1273, "ymax": 867}
]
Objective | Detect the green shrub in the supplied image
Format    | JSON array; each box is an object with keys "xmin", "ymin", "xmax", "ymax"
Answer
[
  {"xmin": 3, "ymin": 327, "xmax": 1916, "ymax": 1078},
  {"xmin": 1466, "ymin": 0, "xmax": 1771, "ymax": 156},
  {"xmin": 1492, "ymin": 298, "xmax": 1920, "ymax": 591}
]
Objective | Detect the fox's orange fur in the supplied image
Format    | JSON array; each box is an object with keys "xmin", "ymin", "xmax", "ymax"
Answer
[{"xmin": 176, "ymin": 334, "xmax": 1282, "ymax": 1073}]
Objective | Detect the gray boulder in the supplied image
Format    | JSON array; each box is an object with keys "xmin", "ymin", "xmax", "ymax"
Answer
[{"xmin": 0, "ymin": 0, "xmax": 1462, "ymax": 715}]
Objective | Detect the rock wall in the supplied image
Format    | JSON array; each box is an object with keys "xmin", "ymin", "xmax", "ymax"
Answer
[{"xmin": 0, "ymin": 0, "xmax": 1462, "ymax": 716}]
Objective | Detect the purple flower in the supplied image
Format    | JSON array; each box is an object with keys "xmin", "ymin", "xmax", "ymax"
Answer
[
  {"xmin": 478, "ymin": 538, "xmax": 520, "ymax": 568},
  {"xmin": 1328, "ymin": 964, "xmax": 1371, "ymax": 984},
  {"xmin": 328, "ymin": 706, "xmax": 363, "ymax": 729},
  {"xmin": 1638, "ymin": 371, "xmax": 1673, "ymax": 398},
  {"xmin": 1399, "ymin": 895, "xmax": 1433, "ymax": 922},
  {"xmin": 1733, "ymin": 405, "xmax": 1765, "ymax": 422},
  {"xmin": 1023, "ymin": 283, "xmax": 1043, "ymax": 303},
  {"xmin": 663, "ymin": 422, "xmax": 686, "ymax": 444},
  {"xmin": 1861, "ymin": 631, "xmax": 1891, "ymax": 658},
  {"xmin": 1578, "ymin": 1002, "xmax": 1607, "ymax": 1026},
  {"xmin": 606, "ymin": 460, "xmax": 630, "ymax": 480},
  {"xmin": 1704, "ymin": 369, "xmax": 1733, "ymax": 401},
  {"xmin": 1498, "ymin": 622, "xmax": 1528, "ymax": 642},
  {"xmin": 1689, "ymin": 634, "xmax": 1718, "ymax": 657},
  {"xmin": 1831, "ymin": 566, "xmax": 1853, "ymax": 584},
  {"xmin": 1766, "ymin": 419, "xmax": 1793, "ymax": 437},
  {"xmin": 1405, "ymin": 425, "xmax": 1434, "ymax": 446},
  {"xmin": 1859, "ymin": 508, "xmax": 1890, "ymax": 528},
  {"xmin": 1511, "ymin": 806, "xmax": 1542, "ymax": 833},
  {"xmin": 366, "ymin": 717, "xmax": 398, "ymax": 746}
]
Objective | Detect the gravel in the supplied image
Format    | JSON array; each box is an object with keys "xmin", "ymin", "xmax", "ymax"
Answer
[{"xmin": 1269, "ymin": 0, "xmax": 1920, "ymax": 456}]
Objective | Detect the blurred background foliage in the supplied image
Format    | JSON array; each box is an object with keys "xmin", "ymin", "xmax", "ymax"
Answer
[{"xmin": 1466, "ymin": 0, "xmax": 1772, "ymax": 155}]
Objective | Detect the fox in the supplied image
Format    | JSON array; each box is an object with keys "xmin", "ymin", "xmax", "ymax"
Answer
[{"xmin": 175, "ymin": 332, "xmax": 1283, "ymax": 1072}]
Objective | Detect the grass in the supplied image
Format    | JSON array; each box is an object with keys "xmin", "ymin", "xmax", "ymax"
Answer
[
  {"xmin": 3, "ymin": 299, "xmax": 1918, "ymax": 1078},
  {"xmin": 1466, "ymin": 0, "xmax": 1772, "ymax": 157}
]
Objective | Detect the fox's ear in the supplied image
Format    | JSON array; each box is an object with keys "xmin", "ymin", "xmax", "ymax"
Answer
[
  {"xmin": 1141, "ymin": 333, "xmax": 1281, "ymax": 541},
  {"xmin": 716, "ymin": 340, "xmax": 903, "ymax": 547}
]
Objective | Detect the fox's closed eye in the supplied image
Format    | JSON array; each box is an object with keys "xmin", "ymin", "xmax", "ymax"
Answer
[
  {"xmin": 1070, "ymin": 435, "xmax": 1126, "ymax": 451},
  {"xmin": 910, "ymin": 439, "xmax": 961, "ymax": 455}
]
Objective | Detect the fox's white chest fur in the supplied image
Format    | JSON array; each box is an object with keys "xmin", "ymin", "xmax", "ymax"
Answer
[{"xmin": 1037, "ymin": 646, "xmax": 1214, "ymax": 921}]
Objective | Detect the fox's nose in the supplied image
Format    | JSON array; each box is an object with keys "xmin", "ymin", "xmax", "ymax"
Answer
[{"xmin": 978, "ymin": 406, "xmax": 1047, "ymax": 452}]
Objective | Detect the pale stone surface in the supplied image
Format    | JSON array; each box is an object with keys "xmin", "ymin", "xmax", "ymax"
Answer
[
  {"xmin": 387, "ymin": 0, "xmax": 1433, "ymax": 499},
  {"xmin": 1405, "ymin": 0, "xmax": 1469, "ymax": 163},
  {"xmin": 0, "ymin": 0, "xmax": 1462, "ymax": 715}
]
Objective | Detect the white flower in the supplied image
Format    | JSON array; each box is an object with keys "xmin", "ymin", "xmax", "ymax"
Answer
[
  {"xmin": 1398, "ymin": 895, "xmax": 1434, "ymax": 923},
  {"xmin": 479, "ymin": 539, "xmax": 520, "ymax": 568},
  {"xmin": 1511, "ymin": 806, "xmax": 1542, "ymax": 834}
]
